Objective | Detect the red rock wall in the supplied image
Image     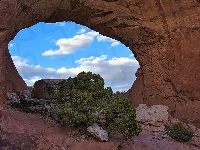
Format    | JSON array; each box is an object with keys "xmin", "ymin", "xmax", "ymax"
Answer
[
  {"xmin": 0, "ymin": 0, "xmax": 199, "ymax": 126},
  {"xmin": 0, "ymin": 0, "xmax": 28, "ymax": 124}
]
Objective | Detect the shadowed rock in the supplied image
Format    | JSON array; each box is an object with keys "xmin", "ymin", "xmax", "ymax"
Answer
[{"xmin": 31, "ymin": 79, "xmax": 65, "ymax": 100}]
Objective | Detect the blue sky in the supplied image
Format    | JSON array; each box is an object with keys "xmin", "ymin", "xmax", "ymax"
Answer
[{"xmin": 8, "ymin": 22, "xmax": 139, "ymax": 92}]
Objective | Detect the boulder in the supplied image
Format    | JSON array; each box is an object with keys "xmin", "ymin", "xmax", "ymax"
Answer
[
  {"xmin": 87, "ymin": 123, "xmax": 108, "ymax": 142},
  {"xmin": 20, "ymin": 90, "xmax": 32, "ymax": 99},
  {"xmin": 31, "ymin": 79, "xmax": 65, "ymax": 100},
  {"xmin": 7, "ymin": 93, "xmax": 18, "ymax": 101}
]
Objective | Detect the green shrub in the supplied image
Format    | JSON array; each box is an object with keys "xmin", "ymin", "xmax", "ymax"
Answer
[
  {"xmin": 164, "ymin": 123, "xmax": 194, "ymax": 143},
  {"xmin": 54, "ymin": 71, "xmax": 141, "ymax": 140}
]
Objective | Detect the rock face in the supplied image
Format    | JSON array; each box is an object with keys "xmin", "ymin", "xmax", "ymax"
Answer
[
  {"xmin": 0, "ymin": 0, "xmax": 200, "ymax": 134},
  {"xmin": 31, "ymin": 79, "xmax": 64, "ymax": 100}
]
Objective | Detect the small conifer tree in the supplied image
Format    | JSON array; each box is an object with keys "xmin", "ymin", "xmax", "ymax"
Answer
[{"xmin": 54, "ymin": 71, "xmax": 141, "ymax": 140}]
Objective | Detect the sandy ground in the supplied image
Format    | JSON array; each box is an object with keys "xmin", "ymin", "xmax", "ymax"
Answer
[{"xmin": 0, "ymin": 108, "xmax": 200, "ymax": 150}]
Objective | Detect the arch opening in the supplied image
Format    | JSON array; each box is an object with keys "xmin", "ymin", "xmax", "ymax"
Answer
[{"xmin": 9, "ymin": 21, "xmax": 140, "ymax": 93}]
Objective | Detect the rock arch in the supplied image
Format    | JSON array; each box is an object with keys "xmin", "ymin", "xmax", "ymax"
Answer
[{"xmin": 0, "ymin": 0, "xmax": 200, "ymax": 126}]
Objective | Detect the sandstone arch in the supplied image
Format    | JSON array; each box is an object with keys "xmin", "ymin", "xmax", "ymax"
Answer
[{"xmin": 0, "ymin": 0, "xmax": 200, "ymax": 126}]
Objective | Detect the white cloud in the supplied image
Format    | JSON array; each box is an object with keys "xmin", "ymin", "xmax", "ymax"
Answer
[
  {"xmin": 55, "ymin": 22, "xmax": 66, "ymax": 26},
  {"xmin": 77, "ymin": 28, "xmax": 86, "ymax": 34},
  {"xmin": 46, "ymin": 22, "xmax": 66, "ymax": 26},
  {"xmin": 97, "ymin": 35, "xmax": 111, "ymax": 42},
  {"xmin": 11, "ymin": 56, "xmax": 57, "ymax": 79},
  {"xmin": 97, "ymin": 35, "xmax": 119, "ymax": 47},
  {"xmin": 42, "ymin": 30, "xmax": 121, "ymax": 57},
  {"xmin": 12, "ymin": 55, "xmax": 139, "ymax": 92},
  {"xmin": 24, "ymin": 77, "xmax": 42, "ymax": 86},
  {"xmin": 111, "ymin": 41, "xmax": 119, "ymax": 47},
  {"xmin": 8, "ymin": 43, "xmax": 14, "ymax": 48},
  {"xmin": 42, "ymin": 31, "xmax": 99, "ymax": 56},
  {"xmin": 12, "ymin": 56, "xmax": 28, "ymax": 66}
]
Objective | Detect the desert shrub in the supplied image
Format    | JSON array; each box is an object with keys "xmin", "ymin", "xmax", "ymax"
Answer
[
  {"xmin": 102, "ymin": 92, "xmax": 142, "ymax": 140},
  {"xmin": 54, "ymin": 71, "xmax": 141, "ymax": 140},
  {"xmin": 164, "ymin": 123, "xmax": 194, "ymax": 143}
]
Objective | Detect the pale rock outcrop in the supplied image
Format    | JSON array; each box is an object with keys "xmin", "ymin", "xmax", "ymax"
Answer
[
  {"xmin": 87, "ymin": 123, "xmax": 108, "ymax": 142},
  {"xmin": 136, "ymin": 104, "xmax": 169, "ymax": 124},
  {"xmin": 136, "ymin": 104, "xmax": 168, "ymax": 132}
]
